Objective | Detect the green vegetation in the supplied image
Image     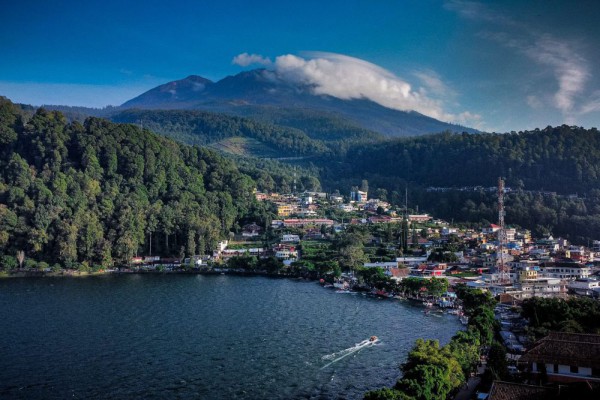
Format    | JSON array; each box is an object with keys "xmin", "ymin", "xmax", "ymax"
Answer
[
  {"xmin": 0, "ymin": 98, "xmax": 268, "ymax": 270},
  {"xmin": 111, "ymin": 109, "xmax": 329, "ymax": 157},
  {"xmin": 364, "ymin": 286, "xmax": 497, "ymax": 400},
  {"xmin": 521, "ymin": 297, "xmax": 600, "ymax": 339},
  {"xmin": 207, "ymin": 136, "xmax": 282, "ymax": 158}
]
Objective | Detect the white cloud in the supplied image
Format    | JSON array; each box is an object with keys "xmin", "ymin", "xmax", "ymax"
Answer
[
  {"xmin": 232, "ymin": 53, "xmax": 272, "ymax": 67},
  {"xmin": 578, "ymin": 91, "xmax": 600, "ymax": 115},
  {"xmin": 269, "ymin": 52, "xmax": 476, "ymax": 125},
  {"xmin": 447, "ymin": 1, "xmax": 592, "ymax": 122},
  {"xmin": 522, "ymin": 35, "xmax": 588, "ymax": 114},
  {"xmin": 413, "ymin": 70, "xmax": 456, "ymax": 99},
  {"xmin": 526, "ymin": 95, "xmax": 543, "ymax": 110}
]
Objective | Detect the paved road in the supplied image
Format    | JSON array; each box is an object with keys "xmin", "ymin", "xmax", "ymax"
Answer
[{"xmin": 453, "ymin": 376, "xmax": 482, "ymax": 400}]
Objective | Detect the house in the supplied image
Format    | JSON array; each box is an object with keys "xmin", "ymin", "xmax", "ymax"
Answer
[
  {"xmin": 338, "ymin": 204, "xmax": 355, "ymax": 212},
  {"xmin": 183, "ymin": 255, "xmax": 209, "ymax": 267},
  {"xmin": 411, "ymin": 263, "xmax": 447, "ymax": 277},
  {"xmin": 219, "ymin": 248, "xmax": 266, "ymax": 260},
  {"xmin": 568, "ymin": 278, "xmax": 600, "ymax": 297},
  {"xmin": 242, "ymin": 222, "xmax": 262, "ymax": 237},
  {"xmin": 283, "ymin": 218, "xmax": 334, "ymax": 227},
  {"xmin": 297, "ymin": 209, "xmax": 318, "ymax": 217},
  {"xmin": 368, "ymin": 215, "xmax": 391, "ymax": 224},
  {"xmin": 486, "ymin": 381, "xmax": 554, "ymax": 400},
  {"xmin": 390, "ymin": 267, "xmax": 410, "ymax": 281},
  {"xmin": 281, "ymin": 234, "xmax": 300, "ymax": 243},
  {"xmin": 396, "ymin": 256, "xmax": 428, "ymax": 267},
  {"xmin": 276, "ymin": 204, "xmax": 297, "ymax": 217},
  {"xmin": 517, "ymin": 278, "xmax": 566, "ymax": 299},
  {"xmin": 504, "ymin": 228, "xmax": 516, "ymax": 242},
  {"xmin": 564, "ymin": 246, "xmax": 591, "ymax": 263},
  {"xmin": 519, "ymin": 332, "xmax": 600, "ymax": 383},
  {"xmin": 303, "ymin": 229, "xmax": 324, "ymax": 240},
  {"xmin": 274, "ymin": 248, "xmax": 298, "ymax": 260},
  {"xmin": 408, "ymin": 214, "xmax": 432, "ymax": 223},
  {"xmin": 441, "ymin": 227, "xmax": 458, "ymax": 236},
  {"xmin": 350, "ymin": 190, "xmax": 368, "ymax": 202},
  {"xmin": 540, "ymin": 261, "xmax": 591, "ymax": 280},
  {"xmin": 482, "ymin": 224, "xmax": 501, "ymax": 234}
]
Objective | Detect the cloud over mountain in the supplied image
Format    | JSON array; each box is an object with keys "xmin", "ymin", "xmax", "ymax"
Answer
[{"xmin": 232, "ymin": 52, "xmax": 479, "ymax": 126}]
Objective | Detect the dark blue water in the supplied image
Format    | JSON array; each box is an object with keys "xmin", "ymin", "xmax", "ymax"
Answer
[{"xmin": 0, "ymin": 275, "xmax": 461, "ymax": 399}]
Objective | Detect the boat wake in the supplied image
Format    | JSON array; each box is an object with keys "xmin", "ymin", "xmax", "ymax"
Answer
[{"xmin": 320, "ymin": 337, "xmax": 379, "ymax": 369}]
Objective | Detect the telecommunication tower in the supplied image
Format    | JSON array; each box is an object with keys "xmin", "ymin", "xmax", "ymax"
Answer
[{"xmin": 497, "ymin": 177, "xmax": 509, "ymax": 283}]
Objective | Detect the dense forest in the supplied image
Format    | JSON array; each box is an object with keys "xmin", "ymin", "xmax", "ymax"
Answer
[
  {"xmin": 111, "ymin": 109, "xmax": 329, "ymax": 157},
  {"xmin": 325, "ymin": 126, "xmax": 600, "ymax": 194},
  {"xmin": 0, "ymin": 98, "xmax": 269, "ymax": 269}
]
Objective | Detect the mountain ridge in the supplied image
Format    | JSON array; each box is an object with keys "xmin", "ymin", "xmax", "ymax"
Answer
[{"xmin": 121, "ymin": 69, "xmax": 479, "ymax": 137}]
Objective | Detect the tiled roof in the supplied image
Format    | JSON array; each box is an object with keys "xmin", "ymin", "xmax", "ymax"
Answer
[
  {"xmin": 520, "ymin": 332, "xmax": 600, "ymax": 369},
  {"xmin": 488, "ymin": 381, "xmax": 554, "ymax": 400}
]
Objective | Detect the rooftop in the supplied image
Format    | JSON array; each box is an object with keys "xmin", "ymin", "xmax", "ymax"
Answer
[{"xmin": 520, "ymin": 332, "xmax": 600, "ymax": 369}]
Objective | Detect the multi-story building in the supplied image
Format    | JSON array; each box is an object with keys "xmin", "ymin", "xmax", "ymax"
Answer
[{"xmin": 540, "ymin": 262, "xmax": 590, "ymax": 280}]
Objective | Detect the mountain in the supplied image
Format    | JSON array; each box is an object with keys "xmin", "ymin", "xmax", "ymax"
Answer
[
  {"xmin": 121, "ymin": 69, "xmax": 479, "ymax": 137},
  {"xmin": 122, "ymin": 75, "xmax": 214, "ymax": 109}
]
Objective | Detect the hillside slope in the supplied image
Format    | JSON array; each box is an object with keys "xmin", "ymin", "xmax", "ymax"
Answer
[
  {"xmin": 0, "ymin": 98, "xmax": 263, "ymax": 267},
  {"xmin": 122, "ymin": 69, "xmax": 479, "ymax": 137}
]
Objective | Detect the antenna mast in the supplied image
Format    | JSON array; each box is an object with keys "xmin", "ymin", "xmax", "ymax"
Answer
[{"xmin": 498, "ymin": 177, "xmax": 509, "ymax": 284}]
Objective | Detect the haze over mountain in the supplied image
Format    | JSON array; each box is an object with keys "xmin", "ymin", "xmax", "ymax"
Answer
[{"xmin": 122, "ymin": 69, "xmax": 479, "ymax": 137}]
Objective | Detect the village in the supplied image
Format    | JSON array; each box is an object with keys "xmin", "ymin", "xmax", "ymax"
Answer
[{"xmin": 129, "ymin": 185, "xmax": 600, "ymax": 302}]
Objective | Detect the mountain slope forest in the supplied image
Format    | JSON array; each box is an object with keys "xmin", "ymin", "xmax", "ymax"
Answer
[{"xmin": 0, "ymin": 98, "xmax": 270, "ymax": 269}]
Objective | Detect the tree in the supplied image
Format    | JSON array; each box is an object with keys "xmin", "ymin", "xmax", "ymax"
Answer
[
  {"xmin": 483, "ymin": 341, "xmax": 508, "ymax": 382},
  {"xmin": 0, "ymin": 255, "xmax": 18, "ymax": 270},
  {"xmin": 396, "ymin": 339, "xmax": 464, "ymax": 400}
]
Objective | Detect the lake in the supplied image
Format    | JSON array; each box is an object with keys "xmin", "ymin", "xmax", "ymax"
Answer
[{"xmin": 0, "ymin": 274, "xmax": 461, "ymax": 399}]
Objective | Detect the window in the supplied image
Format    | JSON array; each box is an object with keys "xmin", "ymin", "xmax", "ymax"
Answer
[
  {"xmin": 570, "ymin": 365, "xmax": 579, "ymax": 374},
  {"xmin": 553, "ymin": 364, "xmax": 559, "ymax": 373}
]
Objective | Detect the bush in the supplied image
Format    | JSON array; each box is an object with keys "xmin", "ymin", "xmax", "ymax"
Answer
[{"xmin": 0, "ymin": 255, "xmax": 18, "ymax": 270}]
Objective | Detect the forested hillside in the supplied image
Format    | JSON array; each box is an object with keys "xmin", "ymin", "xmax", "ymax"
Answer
[
  {"xmin": 0, "ymin": 98, "xmax": 267, "ymax": 268},
  {"xmin": 111, "ymin": 109, "xmax": 329, "ymax": 157},
  {"xmin": 326, "ymin": 126, "xmax": 600, "ymax": 194}
]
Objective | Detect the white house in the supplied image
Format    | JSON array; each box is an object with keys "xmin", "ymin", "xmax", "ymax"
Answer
[
  {"xmin": 282, "ymin": 234, "xmax": 300, "ymax": 243},
  {"xmin": 540, "ymin": 262, "xmax": 590, "ymax": 280},
  {"xmin": 568, "ymin": 278, "xmax": 600, "ymax": 296}
]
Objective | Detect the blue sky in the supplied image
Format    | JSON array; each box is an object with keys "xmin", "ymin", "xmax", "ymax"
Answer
[{"xmin": 1, "ymin": 0, "xmax": 599, "ymax": 132}]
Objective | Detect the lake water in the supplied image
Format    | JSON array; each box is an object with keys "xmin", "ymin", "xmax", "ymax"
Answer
[{"xmin": 0, "ymin": 275, "xmax": 461, "ymax": 399}]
